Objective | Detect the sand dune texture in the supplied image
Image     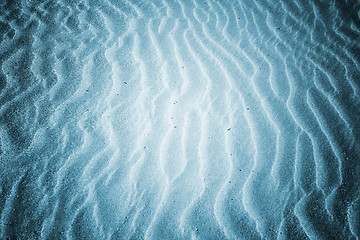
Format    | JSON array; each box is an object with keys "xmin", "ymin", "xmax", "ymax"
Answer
[{"xmin": 1, "ymin": 0, "xmax": 360, "ymax": 239}]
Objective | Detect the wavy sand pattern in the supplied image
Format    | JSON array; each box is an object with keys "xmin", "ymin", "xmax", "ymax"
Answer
[{"xmin": 1, "ymin": 0, "xmax": 360, "ymax": 239}]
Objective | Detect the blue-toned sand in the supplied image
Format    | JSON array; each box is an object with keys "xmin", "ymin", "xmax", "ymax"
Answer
[{"xmin": 1, "ymin": 0, "xmax": 359, "ymax": 239}]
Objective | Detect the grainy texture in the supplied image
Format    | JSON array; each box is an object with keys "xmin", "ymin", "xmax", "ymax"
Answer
[{"xmin": 0, "ymin": 0, "xmax": 359, "ymax": 239}]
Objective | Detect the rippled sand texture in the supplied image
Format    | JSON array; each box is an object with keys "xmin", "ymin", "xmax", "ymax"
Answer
[{"xmin": 1, "ymin": 0, "xmax": 360, "ymax": 239}]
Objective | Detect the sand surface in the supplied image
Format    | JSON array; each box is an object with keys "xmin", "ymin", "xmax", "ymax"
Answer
[{"xmin": 1, "ymin": 0, "xmax": 360, "ymax": 239}]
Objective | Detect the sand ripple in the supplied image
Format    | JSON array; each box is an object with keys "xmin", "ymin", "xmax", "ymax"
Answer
[{"xmin": 1, "ymin": 0, "xmax": 359, "ymax": 239}]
